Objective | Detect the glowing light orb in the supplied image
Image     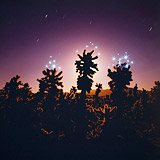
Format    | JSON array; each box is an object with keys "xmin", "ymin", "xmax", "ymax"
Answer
[
  {"xmin": 124, "ymin": 55, "xmax": 128, "ymax": 59},
  {"xmin": 75, "ymin": 41, "xmax": 101, "ymax": 58},
  {"xmin": 111, "ymin": 52, "xmax": 134, "ymax": 68},
  {"xmin": 118, "ymin": 61, "xmax": 121, "ymax": 65},
  {"xmin": 52, "ymin": 64, "xmax": 56, "ymax": 68},
  {"xmin": 45, "ymin": 56, "xmax": 61, "ymax": 70},
  {"xmin": 125, "ymin": 64, "xmax": 129, "ymax": 68}
]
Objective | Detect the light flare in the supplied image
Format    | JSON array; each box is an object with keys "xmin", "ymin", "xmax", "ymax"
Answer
[
  {"xmin": 110, "ymin": 52, "xmax": 134, "ymax": 68},
  {"xmin": 45, "ymin": 56, "xmax": 61, "ymax": 70}
]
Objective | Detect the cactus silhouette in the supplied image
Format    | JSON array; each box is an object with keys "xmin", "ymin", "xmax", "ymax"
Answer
[
  {"xmin": 151, "ymin": 81, "xmax": 160, "ymax": 100},
  {"xmin": 74, "ymin": 49, "xmax": 99, "ymax": 140},
  {"xmin": 70, "ymin": 86, "xmax": 77, "ymax": 96},
  {"xmin": 35, "ymin": 69, "xmax": 64, "ymax": 140},
  {"xmin": 75, "ymin": 49, "xmax": 98, "ymax": 99},
  {"xmin": 1, "ymin": 51, "xmax": 160, "ymax": 159},
  {"xmin": 95, "ymin": 83, "xmax": 102, "ymax": 98},
  {"xmin": 19, "ymin": 83, "xmax": 32, "ymax": 104},
  {"xmin": 133, "ymin": 83, "xmax": 138, "ymax": 99},
  {"xmin": 37, "ymin": 68, "xmax": 63, "ymax": 104},
  {"xmin": 107, "ymin": 63, "xmax": 132, "ymax": 116},
  {"xmin": 3, "ymin": 75, "xmax": 23, "ymax": 105}
]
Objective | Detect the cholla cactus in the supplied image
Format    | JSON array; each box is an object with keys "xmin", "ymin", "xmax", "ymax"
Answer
[{"xmin": 75, "ymin": 49, "xmax": 98, "ymax": 98}]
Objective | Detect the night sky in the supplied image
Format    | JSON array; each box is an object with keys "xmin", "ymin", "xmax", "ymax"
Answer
[{"xmin": 0, "ymin": 0, "xmax": 160, "ymax": 92}]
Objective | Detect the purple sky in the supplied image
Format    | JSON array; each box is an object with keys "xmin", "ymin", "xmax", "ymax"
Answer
[{"xmin": 0, "ymin": 0, "xmax": 160, "ymax": 92}]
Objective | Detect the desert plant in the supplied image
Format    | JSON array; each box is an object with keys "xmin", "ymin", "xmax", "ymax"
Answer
[{"xmin": 75, "ymin": 49, "xmax": 98, "ymax": 99}]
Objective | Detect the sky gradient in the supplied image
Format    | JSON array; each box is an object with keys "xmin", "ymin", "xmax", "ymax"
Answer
[{"xmin": 0, "ymin": 0, "xmax": 160, "ymax": 92}]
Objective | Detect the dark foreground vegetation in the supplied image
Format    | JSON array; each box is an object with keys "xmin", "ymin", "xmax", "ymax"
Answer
[{"xmin": 0, "ymin": 50, "xmax": 160, "ymax": 160}]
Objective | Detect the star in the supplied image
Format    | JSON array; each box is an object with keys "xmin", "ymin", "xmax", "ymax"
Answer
[
  {"xmin": 124, "ymin": 55, "xmax": 128, "ymax": 59},
  {"xmin": 36, "ymin": 38, "xmax": 39, "ymax": 43},
  {"xmin": 149, "ymin": 27, "xmax": 152, "ymax": 32}
]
